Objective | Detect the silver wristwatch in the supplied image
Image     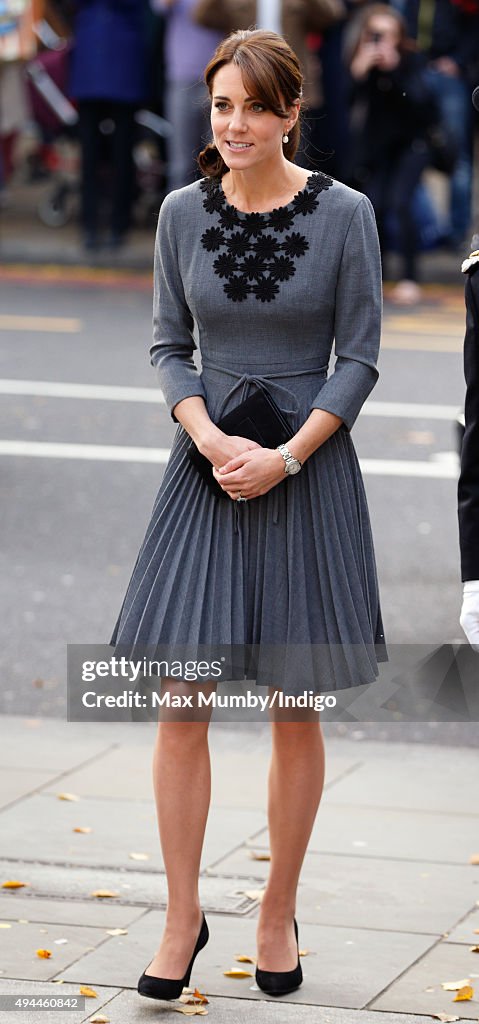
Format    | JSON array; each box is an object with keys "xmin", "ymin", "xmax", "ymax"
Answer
[{"xmin": 276, "ymin": 443, "xmax": 302, "ymax": 475}]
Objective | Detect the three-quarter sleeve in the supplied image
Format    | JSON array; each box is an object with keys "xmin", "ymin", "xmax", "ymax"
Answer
[
  {"xmin": 309, "ymin": 195, "xmax": 382, "ymax": 431},
  {"xmin": 150, "ymin": 193, "xmax": 207, "ymax": 423}
]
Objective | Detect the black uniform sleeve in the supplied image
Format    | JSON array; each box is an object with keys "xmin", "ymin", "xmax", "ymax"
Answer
[{"xmin": 458, "ymin": 268, "xmax": 479, "ymax": 581}]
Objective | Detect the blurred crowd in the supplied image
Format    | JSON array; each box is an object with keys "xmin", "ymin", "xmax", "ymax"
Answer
[{"xmin": 1, "ymin": 0, "xmax": 478, "ymax": 301}]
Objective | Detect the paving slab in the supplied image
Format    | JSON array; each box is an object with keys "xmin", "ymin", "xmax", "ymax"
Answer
[
  {"xmin": 0, "ymin": 768, "xmax": 59, "ymax": 810},
  {"xmin": 369, "ymin": 939, "xmax": 479, "ymax": 1018},
  {"xmin": 446, "ymin": 907, "xmax": 479, "ymax": 944},
  {"xmin": 0, "ymin": 793, "xmax": 267, "ymax": 871},
  {"xmin": 0, "ymin": 978, "xmax": 120, "ymax": 1024},
  {"xmin": 0, "ymin": 919, "xmax": 108, "ymax": 982},
  {"xmin": 0, "ymin": 717, "xmax": 117, "ymax": 773},
  {"xmin": 323, "ymin": 746, "xmax": 479, "ymax": 814},
  {"xmin": 0, "ymin": 860, "xmax": 258, "ymax": 914},
  {"xmin": 0, "ymin": 894, "xmax": 147, "ymax": 928},
  {"xmin": 57, "ymin": 912, "xmax": 435, "ymax": 1008},
  {"xmin": 89, "ymin": 987, "xmax": 472, "ymax": 1024},
  {"xmin": 211, "ymin": 848, "xmax": 478, "ymax": 934},
  {"xmin": 244, "ymin": 803, "xmax": 479, "ymax": 865}
]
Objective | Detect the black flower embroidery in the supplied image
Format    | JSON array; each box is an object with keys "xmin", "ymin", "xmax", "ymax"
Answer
[
  {"xmin": 201, "ymin": 226, "xmax": 224, "ymax": 252},
  {"xmin": 268, "ymin": 207, "xmax": 296, "ymax": 233},
  {"xmin": 218, "ymin": 206, "xmax": 241, "ymax": 231},
  {"xmin": 253, "ymin": 278, "xmax": 280, "ymax": 302},
  {"xmin": 269, "ymin": 255, "xmax": 296, "ymax": 282},
  {"xmin": 283, "ymin": 232, "xmax": 309, "ymax": 258},
  {"xmin": 254, "ymin": 234, "xmax": 281, "ymax": 259},
  {"xmin": 213, "ymin": 252, "xmax": 237, "ymax": 278},
  {"xmin": 240, "ymin": 254, "xmax": 272, "ymax": 281},
  {"xmin": 225, "ymin": 231, "xmax": 251, "ymax": 257},
  {"xmin": 224, "ymin": 276, "xmax": 250, "ymax": 302},
  {"xmin": 200, "ymin": 171, "xmax": 333, "ymax": 303}
]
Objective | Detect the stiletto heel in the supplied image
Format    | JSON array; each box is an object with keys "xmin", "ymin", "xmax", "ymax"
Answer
[
  {"xmin": 138, "ymin": 911, "xmax": 209, "ymax": 1001},
  {"xmin": 255, "ymin": 916, "xmax": 303, "ymax": 997}
]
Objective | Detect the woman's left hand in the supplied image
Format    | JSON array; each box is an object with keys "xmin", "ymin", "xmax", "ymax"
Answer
[{"xmin": 212, "ymin": 447, "xmax": 286, "ymax": 500}]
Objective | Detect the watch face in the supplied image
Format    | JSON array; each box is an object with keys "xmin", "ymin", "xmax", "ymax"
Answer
[{"xmin": 287, "ymin": 461, "xmax": 301, "ymax": 475}]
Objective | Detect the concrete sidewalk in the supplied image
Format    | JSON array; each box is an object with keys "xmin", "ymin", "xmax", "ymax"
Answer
[{"xmin": 0, "ymin": 715, "xmax": 478, "ymax": 1023}]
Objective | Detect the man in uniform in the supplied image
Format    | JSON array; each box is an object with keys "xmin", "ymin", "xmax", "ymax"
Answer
[{"xmin": 458, "ymin": 87, "xmax": 479, "ymax": 650}]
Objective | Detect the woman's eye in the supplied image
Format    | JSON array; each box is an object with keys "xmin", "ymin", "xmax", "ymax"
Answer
[
  {"xmin": 251, "ymin": 103, "xmax": 265, "ymax": 112},
  {"xmin": 214, "ymin": 102, "xmax": 228, "ymax": 110}
]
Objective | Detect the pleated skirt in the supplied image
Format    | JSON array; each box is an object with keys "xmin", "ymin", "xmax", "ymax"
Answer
[{"xmin": 109, "ymin": 360, "xmax": 387, "ymax": 694}]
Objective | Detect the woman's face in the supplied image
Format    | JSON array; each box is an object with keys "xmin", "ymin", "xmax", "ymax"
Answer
[
  {"xmin": 363, "ymin": 13, "xmax": 401, "ymax": 49},
  {"xmin": 210, "ymin": 61, "xmax": 297, "ymax": 170}
]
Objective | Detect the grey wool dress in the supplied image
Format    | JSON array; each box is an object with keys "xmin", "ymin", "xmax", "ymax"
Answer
[{"xmin": 109, "ymin": 170, "xmax": 388, "ymax": 693}]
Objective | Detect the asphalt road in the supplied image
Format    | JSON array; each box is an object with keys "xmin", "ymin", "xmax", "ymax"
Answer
[{"xmin": 1, "ymin": 268, "xmax": 477, "ymax": 741}]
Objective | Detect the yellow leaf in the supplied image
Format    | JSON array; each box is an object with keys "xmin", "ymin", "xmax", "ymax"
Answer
[
  {"xmin": 57, "ymin": 793, "xmax": 80, "ymax": 801},
  {"xmin": 89, "ymin": 1016, "xmax": 110, "ymax": 1023},
  {"xmin": 89, "ymin": 890, "xmax": 119, "ymax": 899},
  {"xmin": 469, "ymin": 945, "xmax": 479, "ymax": 952},
  {"xmin": 431, "ymin": 1015, "xmax": 460, "ymax": 1022},
  {"xmin": 0, "ymin": 923, "xmax": 12, "ymax": 928},
  {"xmin": 175, "ymin": 1007, "xmax": 208, "ymax": 1016},
  {"xmin": 234, "ymin": 954, "xmax": 255, "ymax": 963},
  {"xmin": 223, "ymin": 969, "xmax": 253, "ymax": 978},
  {"xmin": 128, "ymin": 852, "xmax": 150, "ymax": 861},
  {"xmin": 105, "ymin": 928, "xmax": 128, "ymax": 936},
  {"xmin": 36, "ymin": 949, "xmax": 52, "ymax": 958},
  {"xmin": 453, "ymin": 985, "xmax": 474, "ymax": 1001},
  {"xmin": 243, "ymin": 889, "xmax": 265, "ymax": 902},
  {"xmin": 192, "ymin": 988, "xmax": 208, "ymax": 1003},
  {"xmin": 441, "ymin": 978, "xmax": 471, "ymax": 990},
  {"xmin": 469, "ymin": 853, "xmax": 479, "ymax": 865},
  {"xmin": 2, "ymin": 880, "xmax": 29, "ymax": 889},
  {"xmin": 79, "ymin": 985, "xmax": 98, "ymax": 998},
  {"xmin": 299, "ymin": 948, "xmax": 310, "ymax": 957},
  {"xmin": 73, "ymin": 827, "xmax": 92, "ymax": 833},
  {"xmin": 248, "ymin": 851, "xmax": 271, "ymax": 861}
]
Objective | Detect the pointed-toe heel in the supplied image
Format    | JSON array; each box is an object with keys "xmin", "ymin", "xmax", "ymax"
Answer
[
  {"xmin": 255, "ymin": 916, "xmax": 303, "ymax": 997},
  {"xmin": 137, "ymin": 911, "xmax": 209, "ymax": 1001}
]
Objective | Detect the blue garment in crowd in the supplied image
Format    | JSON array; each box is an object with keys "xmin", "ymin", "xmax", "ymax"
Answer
[{"xmin": 69, "ymin": 0, "xmax": 148, "ymax": 104}]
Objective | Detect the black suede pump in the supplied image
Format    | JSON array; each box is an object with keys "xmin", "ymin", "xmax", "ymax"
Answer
[
  {"xmin": 255, "ymin": 917, "xmax": 303, "ymax": 997},
  {"xmin": 138, "ymin": 912, "xmax": 209, "ymax": 1001}
]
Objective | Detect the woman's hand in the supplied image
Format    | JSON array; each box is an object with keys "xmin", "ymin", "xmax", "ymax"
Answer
[
  {"xmin": 350, "ymin": 42, "xmax": 382, "ymax": 80},
  {"xmin": 459, "ymin": 581, "xmax": 479, "ymax": 652},
  {"xmin": 212, "ymin": 445, "xmax": 286, "ymax": 500}
]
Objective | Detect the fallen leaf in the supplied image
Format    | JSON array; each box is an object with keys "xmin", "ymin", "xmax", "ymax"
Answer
[
  {"xmin": 105, "ymin": 928, "xmax": 128, "ymax": 936},
  {"xmin": 0, "ymin": 923, "xmax": 12, "ymax": 929},
  {"xmin": 431, "ymin": 1015, "xmax": 460, "ymax": 1022},
  {"xmin": 469, "ymin": 854, "xmax": 479, "ymax": 865},
  {"xmin": 79, "ymin": 985, "xmax": 98, "ymax": 998},
  {"xmin": 89, "ymin": 890, "xmax": 119, "ymax": 899},
  {"xmin": 57, "ymin": 793, "xmax": 80, "ymax": 801},
  {"xmin": 2, "ymin": 880, "xmax": 30, "ymax": 889},
  {"xmin": 243, "ymin": 889, "xmax": 265, "ymax": 902},
  {"xmin": 234, "ymin": 954, "xmax": 255, "ymax": 964},
  {"xmin": 36, "ymin": 949, "xmax": 52, "ymax": 958},
  {"xmin": 73, "ymin": 827, "xmax": 92, "ymax": 833},
  {"xmin": 248, "ymin": 851, "xmax": 271, "ymax": 861},
  {"xmin": 299, "ymin": 949, "xmax": 310, "ymax": 957},
  {"xmin": 192, "ymin": 988, "xmax": 208, "ymax": 1003},
  {"xmin": 89, "ymin": 1016, "xmax": 110, "ymax": 1023},
  {"xmin": 53, "ymin": 939, "xmax": 68, "ymax": 945},
  {"xmin": 128, "ymin": 852, "xmax": 150, "ymax": 861},
  {"xmin": 441, "ymin": 978, "xmax": 471, "ymax": 991},
  {"xmin": 453, "ymin": 985, "xmax": 474, "ymax": 1001},
  {"xmin": 18, "ymin": 920, "xmax": 29, "ymax": 924},
  {"xmin": 175, "ymin": 1008, "xmax": 208, "ymax": 1016},
  {"xmin": 179, "ymin": 989, "xmax": 209, "ymax": 1005},
  {"xmin": 470, "ymin": 946, "xmax": 479, "ymax": 953},
  {"xmin": 223, "ymin": 969, "xmax": 253, "ymax": 978}
]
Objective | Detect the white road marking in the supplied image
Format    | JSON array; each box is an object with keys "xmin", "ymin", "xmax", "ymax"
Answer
[
  {"xmin": 0, "ymin": 380, "xmax": 463, "ymax": 419},
  {"xmin": 0, "ymin": 440, "xmax": 460, "ymax": 477}
]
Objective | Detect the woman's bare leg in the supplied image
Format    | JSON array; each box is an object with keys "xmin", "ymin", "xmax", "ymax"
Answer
[
  {"xmin": 256, "ymin": 692, "xmax": 325, "ymax": 971},
  {"xmin": 145, "ymin": 677, "xmax": 216, "ymax": 978}
]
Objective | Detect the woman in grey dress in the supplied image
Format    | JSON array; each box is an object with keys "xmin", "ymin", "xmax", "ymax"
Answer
[{"xmin": 110, "ymin": 28, "xmax": 387, "ymax": 1002}]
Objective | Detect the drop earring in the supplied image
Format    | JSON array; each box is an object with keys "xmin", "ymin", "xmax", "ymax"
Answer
[{"xmin": 282, "ymin": 132, "xmax": 289, "ymax": 144}]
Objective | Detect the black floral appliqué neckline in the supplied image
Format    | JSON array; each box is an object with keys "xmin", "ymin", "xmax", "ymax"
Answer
[{"xmin": 199, "ymin": 171, "xmax": 334, "ymax": 303}]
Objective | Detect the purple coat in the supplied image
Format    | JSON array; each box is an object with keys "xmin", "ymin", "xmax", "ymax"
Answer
[{"xmin": 69, "ymin": 0, "xmax": 148, "ymax": 104}]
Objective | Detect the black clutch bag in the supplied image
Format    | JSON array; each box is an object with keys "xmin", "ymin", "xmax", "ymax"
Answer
[{"xmin": 186, "ymin": 383, "xmax": 294, "ymax": 499}]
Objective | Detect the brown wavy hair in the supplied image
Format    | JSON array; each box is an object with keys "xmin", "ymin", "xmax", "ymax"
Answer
[{"xmin": 197, "ymin": 29, "xmax": 304, "ymax": 178}]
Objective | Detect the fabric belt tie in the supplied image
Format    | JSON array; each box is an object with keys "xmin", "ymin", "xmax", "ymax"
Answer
[{"xmin": 200, "ymin": 360, "xmax": 328, "ymax": 533}]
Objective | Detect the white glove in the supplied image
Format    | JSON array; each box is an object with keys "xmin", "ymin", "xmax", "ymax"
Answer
[{"xmin": 459, "ymin": 580, "xmax": 479, "ymax": 652}]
